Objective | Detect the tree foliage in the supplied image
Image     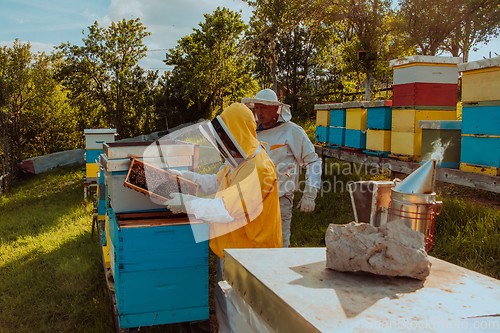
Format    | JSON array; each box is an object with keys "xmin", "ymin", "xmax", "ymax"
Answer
[
  {"xmin": 58, "ymin": 18, "xmax": 158, "ymax": 137},
  {"xmin": 442, "ymin": 0, "xmax": 500, "ymax": 62},
  {"xmin": 159, "ymin": 7, "xmax": 257, "ymax": 125},
  {"xmin": 395, "ymin": 0, "xmax": 499, "ymax": 58},
  {"xmin": 0, "ymin": 40, "xmax": 79, "ymax": 186}
]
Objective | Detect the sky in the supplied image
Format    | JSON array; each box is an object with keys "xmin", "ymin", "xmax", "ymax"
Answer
[{"xmin": 1, "ymin": 0, "xmax": 499, "ymax": 72}]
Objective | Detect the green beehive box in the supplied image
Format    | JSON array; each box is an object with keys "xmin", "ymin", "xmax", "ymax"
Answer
[{"xmin": 418, "ymin": 120, "xmax": 461, "ymax": 168}]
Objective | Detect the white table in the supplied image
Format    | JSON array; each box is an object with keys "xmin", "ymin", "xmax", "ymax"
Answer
[{"xmin": 222, "ymin": 248, "xmax": 500, "ymax": 332}]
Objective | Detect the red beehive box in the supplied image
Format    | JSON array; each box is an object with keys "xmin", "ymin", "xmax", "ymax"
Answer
[{"xmin": 392, "ymin": 82, "xmax": 458, "ymax": 107}]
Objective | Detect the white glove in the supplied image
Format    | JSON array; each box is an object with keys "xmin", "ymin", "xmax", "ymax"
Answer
[
  {"xmin": 165, "ymin": 193, "xmax": 197, "ymax": 214},
  {"xmin": 167, "ymin": 169, "xmax": 195, "ymax": 181},
  {"xmin": 296, "ymin": 185, "xmax": 318, "ymax": 213}
]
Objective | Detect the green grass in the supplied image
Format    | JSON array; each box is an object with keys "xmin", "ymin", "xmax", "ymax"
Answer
[
  {"xmin": 0, "ymin": 165, "xmax": 188, "ymax": 333},
  {"xmin": 0, "ymin": 154, "xmax": 499, "ymax": 332},
  {"xmin": 0, "ymin": 165, "xmax": 111, "ymax": 332},
  {"xmin": 432, "ymin": 195, "xmax": 500, "ymax": 278}
]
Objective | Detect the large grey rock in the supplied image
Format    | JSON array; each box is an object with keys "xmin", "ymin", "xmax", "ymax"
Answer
[{"xmin": 325, "ymin": 220, "xmax": 431, "ymax": 280}]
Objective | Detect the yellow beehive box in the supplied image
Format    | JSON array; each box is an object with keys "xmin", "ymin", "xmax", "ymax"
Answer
[
  {"xmin": 85, "ymin": 163, "xmax": 100, "ymax": 178},
  {"xmin": 391, "ymin": 131, "xmax": 422, "ymax": 161},
  {"xmin": 366, "ymin": 130, "xmax": 391, "ymax": 152},
  {"xmin": 392, "ymin": 109, "xmax": 457, "ymax": 133},
  {"xmin": 346, "ymin": 108, "xmax": 367, "ymax": 130},
  {"xmin": 316, "ymin": 110, "xmax": 330, "ymax": 127},
  {"xmin": 458, "ymin": 57, "xmax": 500, "ymax": 103}
]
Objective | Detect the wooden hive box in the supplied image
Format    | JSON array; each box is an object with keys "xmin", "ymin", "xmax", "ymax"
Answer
[
  {"xmin": 458, "ymin": 57, "xmax": 500, "ymax": 103},
  {"xmin": 103, "ymin": 141, "xmax": 199, "ymax": 214},
  {"xmin": 461, "ymin": 102, "xmax": 500, "ymax": 136},
  {"xmin": 389, "ymin": 55, "xmax": 461, "ymax": 108},
  {"xmin": 315, "ymin": 126, "xmax": 329, "ymax": 144},
  {"xmin": 419, "ymin": 120, "xmax": 462, "ymax": 168},
  {"xmin": 390, "ymin": 132, "xmax": 423, "ymax": 162},
  {"xmin": 84, "ymin": 128, "xmax": 117, "ymax": 180},
  {"xmin": 392, "ymin": 82, "xmax": 458, "ymax": 107},
  {"xmin": 460, "ymin": 135, "xmax": 500, "ymax": 171},
  {"xmin": 391, "ymin": 107, "xmax": 457, "ymax": 134},
  {"xmin": 362, "ymin": 100, "xmax": 392, "ymax": 130},
  {"xmin": 107, "ymin": 208, "xmax": 209, "ymax": 329},
  {"xmin": 344, "ymin": 101, "xmax": 367, "ymax": 130},
  {"xmin": 315, "ymin": 110, "xmax": 330, "ymax": 127},
  {"xmin": 326, "ymin": 103, "xmax": 346, "ymax": 127},
  {"xmin": 327, "ymin": 126, "xmax": 345, "ymax": 148},
  {"xmin": 365, "ymin": 129, "xmax": 391, "ymax": 156},
  {"xmin": 344, "ymin": 129, "xmax": 366, "ymax": 150}
]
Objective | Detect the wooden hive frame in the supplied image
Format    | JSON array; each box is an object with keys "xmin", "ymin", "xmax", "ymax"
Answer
[{"xmin": 124, "ymin": 157, "xmax": 199, "ymax": 202}]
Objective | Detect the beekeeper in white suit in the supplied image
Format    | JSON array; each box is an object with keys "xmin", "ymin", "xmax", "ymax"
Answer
[{"xmin": 242, "ymin": 89, "xmax": 322, "ymax": 247}]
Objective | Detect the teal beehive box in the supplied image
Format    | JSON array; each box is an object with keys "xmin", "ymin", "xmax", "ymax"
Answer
[
  {"xmin": 363, "ymin": 100, "xmax": 393, "ymax": 130},
  {"xmin": 327, "ymin": 126, "xmax": 345, "ymax": 148},
  {"xmin": 108, "ymin": 207, "xmax": 209, "ymax": 329},
  {"xmin": 315, "ymin": 126, "xmax": 329, "ymax": 144}
]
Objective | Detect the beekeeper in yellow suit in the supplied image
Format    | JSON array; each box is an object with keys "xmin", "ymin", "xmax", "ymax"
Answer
[
  {"xmin": 166, "ymin": 102, "xmax": 282, "ymax": 332},
  {"xmin": 242, "ymin": 89, "xmax": 322, "ymax": 247}
]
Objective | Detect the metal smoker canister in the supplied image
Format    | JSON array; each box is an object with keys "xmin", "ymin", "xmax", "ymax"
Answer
[{"xmin": 388, "ymin": 159, "xmax": 442, "ymax": 251}]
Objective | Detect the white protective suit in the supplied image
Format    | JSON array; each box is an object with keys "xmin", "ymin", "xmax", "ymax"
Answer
[{"xmin": 243, "ymin": 90, "xmax": 322, "ymax": 247}]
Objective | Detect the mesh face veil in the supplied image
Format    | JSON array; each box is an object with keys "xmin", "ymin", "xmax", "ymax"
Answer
[{"xmin": 199, "ymin": 116, "xmax": 247, "ymax": 168}]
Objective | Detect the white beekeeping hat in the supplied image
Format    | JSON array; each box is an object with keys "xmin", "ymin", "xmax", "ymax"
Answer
[{"xmin": 242, "ymin": 89, "xmax": 292, "ymax": 122}]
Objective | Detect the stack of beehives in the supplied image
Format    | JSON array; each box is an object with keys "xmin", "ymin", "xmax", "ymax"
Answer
[
  {"xmin": 362, "ymin": 100, "xmax": 393, "ymax": 157},
  {"xmin": 343, "ymin": 101, "xmax": 367, "ymax": 151},
  {"xmin": 98, "ymin": 140, "xmax": 209, "ymax": 329},
  {"xmin": 84, "ymin": 128, "xmax": 117, "ymax": 181},
  {"xmin": 314, "ymin": 103, "xmax": 346, "ymax": 148},
  {"xmin": 388, "ymin": 55, "xmax": 461, "ymax": 162},
  {"xmin": 458, "ymin": 57, "xmax": 500, "ymax": 176}
]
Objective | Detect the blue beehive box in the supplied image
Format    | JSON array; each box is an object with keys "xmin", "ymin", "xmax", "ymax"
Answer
[
  {"xmin": 330, "ymin": 109, "xmax": 346, "ymax": 127},
  {"xmin": 461, "ymin": 136, "xmax": 500, "ymax": 168},
  {"xmin": 328, "ymin": 127, "xmax": 345, "ymax": 147},
  {"xmin": 315, "ymin": 126, "xmax": 329, "ymax": 144},
  {"xmin": 363, "ymin": 100, "xmax": 392, "ymax": 130},
  {"xmin": 108, "ymin": 208, "xmax": 209, "ymax": 329},
  {"xmin": 344, "ymin": 129, "xmax": 367, "ymax": 150},
  {"xmin": 461, "ymin": 104, "xmax": 500, "ymax": 136}
]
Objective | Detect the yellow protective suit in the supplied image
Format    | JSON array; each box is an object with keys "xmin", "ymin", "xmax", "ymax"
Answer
[{"xmin": 209, "ymin": 103, "xmax": 282, "ymax": 258}]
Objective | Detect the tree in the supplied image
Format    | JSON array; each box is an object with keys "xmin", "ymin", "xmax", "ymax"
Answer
[
  {"xmin": 161, "ymin": 7, "xmax": 257, "ymax": 125},
  {"xmin": 58, "ymin": 18, "xmax": 156, "ymax": 137},
  {"xmin": 443, "ymin": 1, "xmax": 500, "ymax": 62},
  {"xmin": 338, "ymin": 0, "xmax": 400, "ymax": 100},
  {"xmin": 0, "ymin": 40, "xmax": 77, "ymax": 186},
  {"xmin": 395, "ymin": 0, "xmax": 495, "ymax": 57}
]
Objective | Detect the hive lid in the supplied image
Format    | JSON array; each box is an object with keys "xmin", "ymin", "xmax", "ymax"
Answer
[
  {"xmin": 343, "ymin": 101, "xmax": 363, "ymax": 109},
  {"xmin": 314, "ymin": 103, "xmax": 344, "ymax": 110},
  {"xmin": 84, "ymin": 128, "xmax": 117, "ymax": 135},
  {"xmin": 458, "ymin": 56, "xmax": 500, "ymax": 73},
  {"xmin": 389, "ymin": 55, "xmax": 462, "ymax": 68},
  {"xmin": 362, "ymin": 100, "xmax": 393, "ymax": 108},
  {"xmin": 393, "ymin": 159, "xmax": 437, "ymax": 194}
]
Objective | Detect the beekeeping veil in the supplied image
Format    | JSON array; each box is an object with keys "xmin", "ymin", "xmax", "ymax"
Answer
[{"xmin": 199, "ymin": 115, "xmax": 248, "ymax": 168}]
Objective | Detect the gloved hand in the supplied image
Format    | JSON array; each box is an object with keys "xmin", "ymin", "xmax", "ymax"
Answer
[
  {"xmin": 167, "ymin": 169, "xmax": 195, "ymax": 181},
  {"xmin": 165, "ymin": 193, "xmax": 197, "ymax": 214},
  {"xmin": 296, "ymin": 185, "xmax": 318, "ymax": 213}
]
